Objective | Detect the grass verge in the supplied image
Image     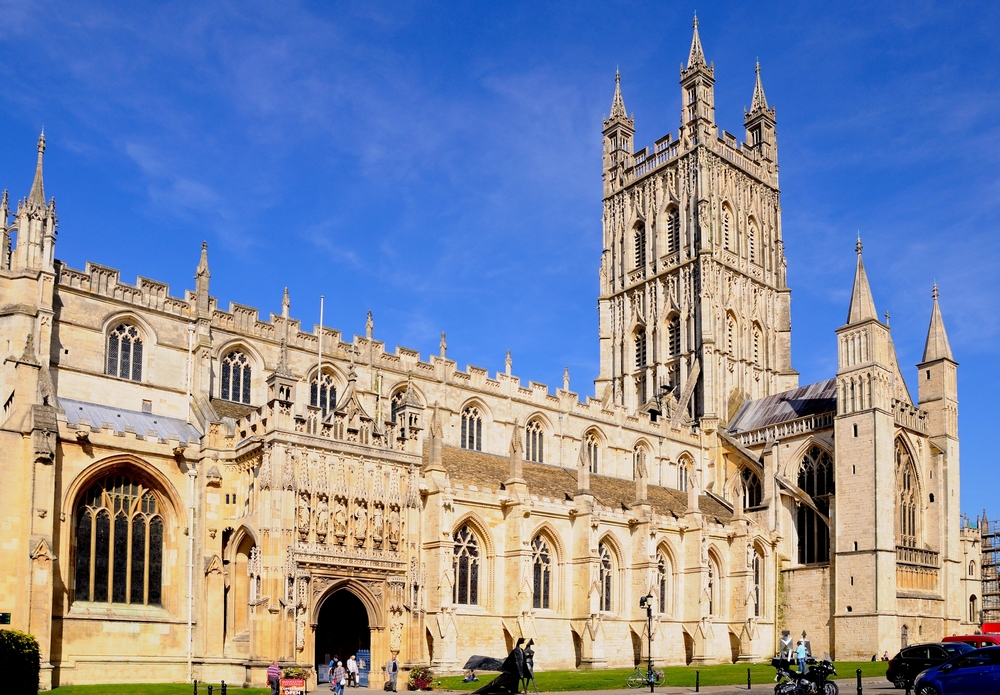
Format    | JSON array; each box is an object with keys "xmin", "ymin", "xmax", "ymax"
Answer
[
  {"xmin": 50, "ymin": 685, "xmax": 270, "ymax": 695},
  {"xmin": 436, "ymin": 661, "xmax": 888, "ymax": 692}
]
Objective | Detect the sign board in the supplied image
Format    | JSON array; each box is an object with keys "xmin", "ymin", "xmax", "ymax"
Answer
[{"xmin": 279, "ymin": 677, "xmax": 306, "ymax": 695}]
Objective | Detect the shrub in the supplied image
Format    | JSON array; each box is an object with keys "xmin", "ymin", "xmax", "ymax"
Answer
[
  {"xmin": 0, "ymin": 629, "xmax": 41, "ymax": 695},
  {"xmin": 283, "ymin": 666, "xmax": 312, "ymax": 680},
  {"xmin": 407, "ymin": 666, "xmax": 434, "ymax": 691}
]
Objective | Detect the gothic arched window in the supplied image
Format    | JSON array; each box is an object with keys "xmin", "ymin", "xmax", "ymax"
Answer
[
  {"xmin": 723, "ymin": 209, "xmax": 732, "ymax": 249},
  {"xmin": 635, "ymin": 331, "xmax": 647, "ymax": 369},
  {"xmin": 221, "ymin": 350, "xmax": 252, "ymax": 404},
  {"xmin": 634, "ymin": 225, "xmax": 646, "ymax": 269},
  {"xmin": 970, "ymin": 561, "xmax": 977, "ymax": 577},
  {"xmin": 707, "ymin": 558, "xmax": 717, "ymax": 616},
  {"xmin": 666, "ymin": 208, "xmax": 680, "ymax": 255},
  {"xmin": 531, "ymin": 535, "xmax": 551, "ymax": 609},
  {"xmin": 797, "ymin": 446, "xmax": 834, "ymax": 564},
  {"xmin": 452, "ymin": 525, "xmax": 480, "ymax": 605},
  {"xmin": 585, "ymin": 432, "xmax": 600, "ymax": 474},
  {"xmin": 727, "ymin": 315, "xmax": 737, "ymax": 356},
  {"xmin": 678, "ymin": 461, "xmax": 690, "ymax": 492},
  {"xmin": 657, "ymin": 551, "xmax": 670, "ymax": 614},
  {"xmin": 106, "ymin": 323, "xmax": 143, "ymax": 382},
  {"xmin": 461, "ymin": 407, "xmax": 483, "ymax": 451},
  {"xmin": 896, "ymin": 440, "xmax": 919, "ymax": 548},
  {"xmin": 74, "ymin": 475, "xmax": 163, "ymax": 605},
  {"xmin": 667, "ymin": 315, "xmax": 681, "ymax": 357},
  {"xmin": 599, "ymin": 542, "xmax": 614, "ymax": 612},
  {"xmin": 752, "ymin": 548, "xmax": 763, "ymax": 617},
  {"xmin": 742, "ymin": 467, "xmax": 762, "ymax": 509},
  {"xmin": 752, "ymin": 325, "xmax": 763, "ymax": 367},
  {"xmin": 970, "ymin": 595, "xmax": 979, "ymax": 624},
  {"xmin": 526, "ymin": 420, "xmax": 544, "ymax": 463},
  {"xmin": 748, "ymin": 219, "xmax": 758, "ymax": 264},
  {"xmin": 311, "ymin": 371, "xmax": 337, "ymax": 416}
]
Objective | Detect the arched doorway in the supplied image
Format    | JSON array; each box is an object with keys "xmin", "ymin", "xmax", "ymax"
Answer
[{"xmin": 315, "ymin": 589, "xmax": 371, "ymax": 671}]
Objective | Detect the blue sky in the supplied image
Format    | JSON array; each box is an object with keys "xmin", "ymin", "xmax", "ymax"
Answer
[{"xmin": 2, "ymin": 1, "xmax": 998, "ymax": 517}]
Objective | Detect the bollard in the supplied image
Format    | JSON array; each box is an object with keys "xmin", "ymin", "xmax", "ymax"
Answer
[
  {"xmin": 747, "ymin": 667, "xmax": 752, "ymax": 690},
  {"xmin": 856, "ymin": 668, "xmax": 863, "ymax": 695},
  {"xmin": 208, "ymin": 686, "xmax": 213, "ymax": 695},
  {"xmin": 221, "ymin": 681, "xmax": 227, "ymax": 695},
  {"xmin": 695, "ymin": 670, "xmax": 700, "ymax": 693},
  {"xmin": 193, "ymin": 680, "xmax": 198, "ymax": 695}
]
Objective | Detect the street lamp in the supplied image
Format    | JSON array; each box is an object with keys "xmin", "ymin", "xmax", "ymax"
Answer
[{"xmin": 639, "ymin": 592, "xmax": 655, "ymax": 693}]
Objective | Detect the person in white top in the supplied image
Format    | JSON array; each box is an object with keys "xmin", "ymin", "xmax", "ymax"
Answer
[{"xmin": 347, "ymin": 655, "xmax": 359, "ymax": 687}]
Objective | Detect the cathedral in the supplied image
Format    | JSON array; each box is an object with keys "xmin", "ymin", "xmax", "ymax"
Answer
[{"xmin": 0, "ymin": 20, "xmax": 982, "ymax": 690}]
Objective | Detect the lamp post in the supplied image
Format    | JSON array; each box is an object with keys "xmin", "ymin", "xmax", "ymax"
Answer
[{"xmin": 639, "ymin": 592, "xmax": 655, "ymax": 693}]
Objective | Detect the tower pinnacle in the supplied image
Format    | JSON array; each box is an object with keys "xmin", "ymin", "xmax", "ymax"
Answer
[
  {"xmin": 609, "ymin": 69, "xmax": 628, "ymax": 120},
  {"xmin": 28, "ymin": 129, "xmax": 46, "ymax": 206},
  {"xmin": 687, "ymin": 14, "xmax": 706, "ymax": 68},
  {"xmin": 922, "ymin": 283, "xmax": 954, "ymax": 362},
  {"xmin": 750, "ymin": 61, "xmax": 769, "ymax": 113},
  {"xmin": 846, "ymin": 237, "xmax": 878, "ymax": 324}
]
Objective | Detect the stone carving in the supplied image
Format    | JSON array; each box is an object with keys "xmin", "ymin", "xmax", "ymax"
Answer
[
  {"xmin": 297, "ymin": 491, "xmax": 311, "ymax": 541},
  {"xmin": 316, "ymin": 497, "xmax": 329, "ymax": 541},
  {"xmin": 388, "ymin": 508, "xmax": 401, "ymax": 549},
  {"xmin": 406, "ymin": 463, "xmax": 420, "ymax": 509},
  {"xmin": 334, "ymin": 499, "xmax": 348, "ymax": 544},
  {"xmin": 283, "ymin": 447, "xmax": 295, "ymax": 491},
  {"xmin": 354, "ymin": 504, "xmax": 368, "ymax": 547},
  {"xmin": 371, "ymin": 505, "xmax": 384, "ymax": 547},
  {"xmin": 259, "ymin": 445, "xmax": 272, "ymax": 491},
  {"xmin": 296, "ymin": 616, "xmax": 305, "ymax": 651},
  {"xmin": 389, "ymin": 607, "xmax": 404, "ymax": 652}
]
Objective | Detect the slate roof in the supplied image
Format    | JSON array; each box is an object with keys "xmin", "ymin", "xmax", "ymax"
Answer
[
  {"xmin": 210, "ymin": 398, "xmax": 257, "ymax": 420},
  {"xmin": 425, "ymin": 445, "xmax": 733, "ymax": 523},
  {"xmin": 60, "ymin": 398, "xmax": 202, "ymax": 445},
  {"xmin": 728, "ymin": 378, "xmax": 837, "ymax": 434}
]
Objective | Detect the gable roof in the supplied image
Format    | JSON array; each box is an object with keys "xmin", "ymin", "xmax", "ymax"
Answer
[
  {"xmin": 60, "ymin": 397, "xmax": 202, "ymax": 445},
  {"xmin": 728, "ymin": 378, "xmax": 837, "ymax": 434}
]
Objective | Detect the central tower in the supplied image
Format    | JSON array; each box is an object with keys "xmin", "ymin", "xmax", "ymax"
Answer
[{"xmin": 595, "ymin": 18, "xmax": 797, "ymax": 429}]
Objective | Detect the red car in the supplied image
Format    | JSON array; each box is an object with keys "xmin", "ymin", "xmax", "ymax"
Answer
[{"xmin": 943, "ymin": 634, "xmax": 1000, "ymax": 649}]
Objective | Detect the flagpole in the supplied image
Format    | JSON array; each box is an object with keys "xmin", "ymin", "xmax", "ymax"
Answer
[{"xmin": 318, "ymin": 296, "xmax": 325, "ymax": 408}]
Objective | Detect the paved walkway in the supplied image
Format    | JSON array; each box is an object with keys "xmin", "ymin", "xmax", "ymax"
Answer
[{"xmin": 307, "ymin": 676, "xmax": 895, "ymax": 695}]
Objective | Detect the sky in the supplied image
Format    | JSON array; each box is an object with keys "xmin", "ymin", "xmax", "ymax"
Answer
[{"xmin": 1, "ymin": 0, "xmax": 998, "ymax": 517}]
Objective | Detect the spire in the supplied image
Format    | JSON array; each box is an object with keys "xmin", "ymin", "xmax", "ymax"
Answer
[
  {"xmin": 196, "ymin": 241, "xmax": 210, "ymax": 279},
  {"xmin": 750, "ymin": 61, "xmax": 768, "ymax": 113},
  {"xmin": 922, "ymin": 284, "xmax": 954, "ymax": 362},
  {"xmin": 847, "ymin": 237, "xmax": 879, "ymax": 324},
  {"xmin": 687, "ymin": 14, "xmax": 706, "ymax": 68},
  {"xmin": 194, "ymin": 241, "xmax": 211, "ymax": 315},
  {"xmin": 282, "ymin": 287, "xmax": 290, "ymax": 318},
  {"xmin": 610, "ymin": 69, "xmax": 628, "ymax": 120},
  {"xmin": 28, "ymin": 129, "xmax": 46, "ymax": 206}
]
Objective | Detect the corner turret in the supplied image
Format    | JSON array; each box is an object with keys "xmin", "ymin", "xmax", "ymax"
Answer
[
  {"xmin": 11, "ymin": 132, "xmax": 57, "ymax": 273},
  {"xmin": 744, "ymin": 62, "xmax": 777, "ymax": 170},
  {"xmin": 602, "ymin": 70, "xmax": 635, "ymax": 196},
  {"xmin": 679, "ymin": 15, "xmax": 716, "ymax": 146},
  {"xmin": 918, "ymin": 284, "xmax": 958, "ymax": 440}
]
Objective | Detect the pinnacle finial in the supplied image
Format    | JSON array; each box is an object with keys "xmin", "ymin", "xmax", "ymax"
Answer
[
  {"xmin": 749, "ymin": 60, "xmax": 769, "ymax": 114},
  {"xmin": 687, "ymin": 12, "xmax": 706, "ymax": 68},
  {"xmin": 932, "ymin": 282, "xmax": 939, "ymax": 300},
  {"xmin": 28, "ymin": 130, "xmax": 47, "ymax": 205},
  {"xmin": 609, "ymin": 69, "xmax": 629, "ymax": 120},
  {"xmin": 196, "ymin": 240, "xmax": 210, "ymax": 278},
  {"xmin": 855, "ymin": 234, "xmax": 863, "ymax": 255}
]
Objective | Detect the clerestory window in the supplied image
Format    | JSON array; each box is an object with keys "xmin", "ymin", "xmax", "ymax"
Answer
[
  {"xmin": 106, "ymin": 323, "xmax": 143, "ymax": 382},
  {"xmin": 526, "ymin": 420, "xmax": 544, "ymax": 463},
  {"xmin": 797, "ymin": 446, "xmax": 834, "ymax": 564},
  {"xmin": 452, "ymin": 525, "xmax": 480, "ymax": 605},
  {"xmin": 461, "ymin": 407, "xmax": 482, "ymax": 451},
  {"xmin": 221, "ymin": 350, "xmax": 252, "ymax": 404},
  {"xmin": 311, "ymin": 371, "xmax": 337, "ymax": 416}
]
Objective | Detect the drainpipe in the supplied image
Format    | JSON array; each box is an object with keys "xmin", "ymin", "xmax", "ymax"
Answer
[{"xmin": 187, "ymin": 465, "xmax": 197, "ymax": 682}]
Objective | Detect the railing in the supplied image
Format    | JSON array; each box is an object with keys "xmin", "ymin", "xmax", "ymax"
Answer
[
  {"xmin": 730, "ymin": 411, "xmax": 834, "ymax": 447},
  {"xmin": 896, "ymin": 545, "xmax": 940, "ymax": 568}
]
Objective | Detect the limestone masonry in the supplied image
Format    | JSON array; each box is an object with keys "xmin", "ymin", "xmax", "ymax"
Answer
[{"xmin": 0, "ymin": 18, "xmax": 981, "ymax": 691}]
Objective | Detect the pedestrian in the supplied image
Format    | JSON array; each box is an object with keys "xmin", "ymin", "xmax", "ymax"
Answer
[
  {"xmin": 347, "ymin": 654, "xmax": 359, "ymax": 687},
  {"xmin": 267, "ymin": 660, "xmax": 282, "ymax": 695},
  {"xmin": 795, "ymin": 640, "xmax": 808, "ymax": 674},
  {"xmin": 385, "ymin": 652, "xmax": 399, "ymax": 692},
  {"xmin": 328, "ymin": 656, "xmax": 336, "ymax": 686},
  {"xmin": 332, "ymin": 660, "xmax": 347, "ymax": 695},
  {"xmin": 882, "ymin": 651, "xmax": 890, "ymax": 661}
]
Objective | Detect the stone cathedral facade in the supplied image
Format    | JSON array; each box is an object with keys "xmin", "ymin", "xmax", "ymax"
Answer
[{"xmin": 0, "ymin": 21, "xmax": 982, "ymax": 691}]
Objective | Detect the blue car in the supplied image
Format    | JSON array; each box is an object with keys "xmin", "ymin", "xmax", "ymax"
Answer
[{"xmin": 914, "ymin": 646, "xmax": 1000, "ymax": 694}]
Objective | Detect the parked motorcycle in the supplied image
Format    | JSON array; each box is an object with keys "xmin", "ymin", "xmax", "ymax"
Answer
[{"xmin": 772, "ymin": 655, "xmax": 838, "ymax": 695}]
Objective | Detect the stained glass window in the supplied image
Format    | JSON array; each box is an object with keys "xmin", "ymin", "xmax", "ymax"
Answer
[
  {"xmin": 667, "ymin": 315, "xmax": 681, "ymax": 357},
  {"xmin": 526, "ymin": 420, "xmax": 544, "ymax": 463},
  {"xmin": 741, "ymin": 467, "xmax": 762, "ymax": 509},
  {"xmin": 896, "ymin": 440, "xmax": 918, "ymax": 548},
  {"xmin": 752, "ymin": 550, "xmax": 762, "ymax": 617},
  {"xmin": 106, "ymin": 323, "xmax": 143, "ymax": 381},
  {"xmin": 531, "ymin": 536, "xmax": 551, "ymax": 610},
  {"xmin": 452, "ymin": 525, "xmax": 480, "ymax": 605},
  {"xmin": 797, "ymin": 446, "xmax": 834, "ymax": 564},
  {"xmin": 74, "ymin": 475, "xmax": 163, "ymax": 605},
  {"xmin": 678, "ymin": 461, "xmax": 689, "ymax": 492},
  {"xmin": 311, "ymin": 371, "xmax": 337, "ymax": 416},
  {"xmin": 599, "ymin": 542, "xmax": 613, "ymax": 612},
  {"xmin": 461, "ymin": 407, "xmax": 482, "ymax": 451},
  {"xmin": 221, "ymin": 350, "xmax": 252, "ymax": 404},
  {"xmin": 585, "ymin": 432, "xmax": 599, "ymax": 474}
]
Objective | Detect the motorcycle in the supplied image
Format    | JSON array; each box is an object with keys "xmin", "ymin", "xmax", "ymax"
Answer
[{"xmin": 772, "ymin": 654, "xmax": 838, "ymax": 695}]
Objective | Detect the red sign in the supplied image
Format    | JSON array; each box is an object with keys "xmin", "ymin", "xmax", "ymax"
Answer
[{"xmin": 280, "ymin": 678, "xmax": 306, "ymax": 695}]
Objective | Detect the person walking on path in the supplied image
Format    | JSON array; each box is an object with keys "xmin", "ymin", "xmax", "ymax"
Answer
[
  {"xmin": 385, "ymin": 653, "xmax": 399, "ymax": 692},
  {"xmin": 796, "ymin": 640, "xmax": 808, "ymax": 674},
  {"xmin": 332, "ymin": 660, "xmax": 346, "ymax": 695},
  {"xmin": 267, "ymin": 661, "xmax": 282, "ymax": 695},
  {"xmin": 347, "ymin": 655, "xmax": 359, "ymax": 687}
]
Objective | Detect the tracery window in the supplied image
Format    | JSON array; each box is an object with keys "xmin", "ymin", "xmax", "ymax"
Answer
[
  {"xmin": 678, "ymin": 461, "xmax": 689, "ymax": 492},
  {"xmin": 635, "ymin": 331, "xmax": 647, "ymax": 369},
  {"xmin": 390, "ymin": 389, "xmax": 406, "ymax": 424},
  {"xmin": 221, "ymin": 350, "xmax": 252, "ymax": 404},
  {"xmin": 634, "ymin": 226, "xmax": 646, "ymax": 269},
  {"xmin": 311, "ymin": 371, "xmax": 337, "ymax": 416},
  {"xmin": 106, "ymin": 323, "xmax": 143, "ymax": 382},
  {"xmin": 74, "ymin": 475, "xmax": 163, "ymax": 605},
  {"xmin": 526, "ymin": 420, "xmax": 544, "ymax": 463},
  {"xmin": 667, "ymin": 315, "xmax": 681, "ymax": 357},
  {"xmin": 723, "ymin": 210, "xmax": 732, "ymax": 249},
  {"xmin": 585, "ymin": 432, "xmax": 599, "ymax": 474},
  {"xmin": 657, "ymin": 551, "xmax": 670, "ymax": 614},
  {"xmin": 452, "ymin": 525, "xmax": 480, "ymax": 605},
  {"xmin": 727, "ymin": 315, "xmax": 737, "ymax": 356},
  {"xmin": 797, "ymin": 446, "xmax": 834, "ymax": 564},
  {"xmin": 752, "ymin": 549, "xmax": 762, "ymax": 617},
  {"xmin": 461, "ymin": 406, "xmax": 483, "ymax": 451},
  {"xmin": 752, "ymin": 325, "xmax": 763, "ymax": 367},
  {"xmin": 742, "ymin": 467, "xmax": 762, "ymax": 508},
  {"xmin": 707, "ymin": 558, "xmax": 717, "ymax": 615},
  {"xmin": 748, "ymin": 220, "xmax": 758, "ymax": 264},
  {"xmin": 665, "ymin": 208, "xmax": 680, "ymax": 255},
  {"xmin": 531, "ymin": 535, "xmax": 552, "ymax": 610},
  {"xmin": 599, "ymin": 542, "xmax": 613, "ymax": 612},
  {"xmin": 896, "ymin": 440, "xmax": 918, "ymax": 548}
]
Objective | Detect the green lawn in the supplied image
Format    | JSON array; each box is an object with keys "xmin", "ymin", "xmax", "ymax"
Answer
[
  {"xmin": 50, "ymin": 685, "xmax": 269, "ymax": 695},
  {"xmin": 436, "ymin": 661, "xmax": 888, "ymax": 692}
]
